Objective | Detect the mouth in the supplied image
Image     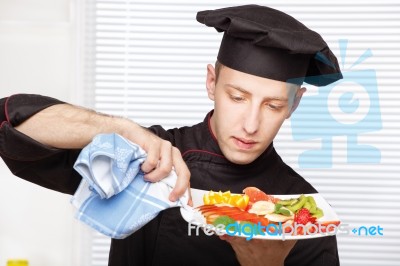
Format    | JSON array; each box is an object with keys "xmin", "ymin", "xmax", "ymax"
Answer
[{"xmin": 233, "ymin": 137, "xmax": 257, "ymax": 150}]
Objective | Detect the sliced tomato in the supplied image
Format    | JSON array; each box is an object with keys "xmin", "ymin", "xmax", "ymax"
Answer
[
  {"xmin": 316, "ymin": 221, "xmax": 341, "ymax": 233},
  {"xmin": 226, "ymin": 212, "xmax": 255, "ymax": 221},
  {"xmin": 243, "ymin": 187, "xmax": 277, "ymax": 203},
  {"xmin": 225, "ymin": 211, "xmax": 270, "ymax": 227},
  {"xmin": 198, "ymin": 205, "xmax": 267, "ymax": 225},
  {"xmin": 205, "ymin": 214, "xmax": 221, "ymax": 224},
  {"xmin": 244, "ymin": 216, "xmax": 271, "ymax": 228},
  {"xmin": 199, "ymin": 206, "xmax": 242, "ymax": 217}
]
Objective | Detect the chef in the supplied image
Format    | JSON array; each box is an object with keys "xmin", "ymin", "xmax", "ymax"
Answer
[{"xmin": 0, "ymin": 5, "xmax": 342, "ymax": 266}]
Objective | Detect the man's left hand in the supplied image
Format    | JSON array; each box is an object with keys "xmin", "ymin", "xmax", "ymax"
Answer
[{"xmin": 220, "ymin": 235, "xmax": 297, "ymax": 266}]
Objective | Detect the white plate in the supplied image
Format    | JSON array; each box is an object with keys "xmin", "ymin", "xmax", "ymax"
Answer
[{"xmin": 180, "ymin": 188, "xmax": 341, "ymax": 240}]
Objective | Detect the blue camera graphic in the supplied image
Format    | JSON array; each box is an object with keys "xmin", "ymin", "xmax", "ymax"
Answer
[{"xmin": 290, "ymin": 40, "xmax": 382, "ymax": 168}]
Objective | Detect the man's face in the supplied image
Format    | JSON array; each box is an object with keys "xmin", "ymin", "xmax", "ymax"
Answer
[{"xmin": 206, "ymin": 64, "xmax": 304, "ymax": 165}]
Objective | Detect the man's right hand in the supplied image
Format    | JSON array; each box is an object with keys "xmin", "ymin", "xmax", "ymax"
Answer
[
  {"xmin": 15, "ymin": 102, "xmax": 191, "ymax": 202},
  {"xmin": 125, "ymin": 127, "xmax": 191, "ymax": 202}
]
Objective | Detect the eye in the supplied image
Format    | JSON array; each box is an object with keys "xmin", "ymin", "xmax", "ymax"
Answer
[
  {"xmin": 268, "ymin": 104, "xmax": 278, "ymax": 109},
  {"xmin": 266, "ymin": 103, "xmax": 283, "ymax": 111},
  {"xmin": 230, "ymin": 95, "xmax": 245, "ymax": 102}
]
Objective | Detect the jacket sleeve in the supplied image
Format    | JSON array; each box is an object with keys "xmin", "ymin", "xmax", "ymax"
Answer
[{"xmin": 0, "ymin": 94, "xmax": 82, "ymax": 195}]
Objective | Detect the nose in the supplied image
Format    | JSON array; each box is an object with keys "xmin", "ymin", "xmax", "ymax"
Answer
[{"xmin": 243, "ymin": 106, "xmax": 261, "ymax": 135}]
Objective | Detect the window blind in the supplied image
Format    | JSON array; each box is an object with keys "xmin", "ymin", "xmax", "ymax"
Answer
[{"xmin": 82, "ymin": 1, "xmax": 400, "ymax": 265}]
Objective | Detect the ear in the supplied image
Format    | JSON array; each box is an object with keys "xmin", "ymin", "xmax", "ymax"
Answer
[
  {"xmin": 206, "ymin": 64, "xmax": 216, "ymax": 101},
  {"xmin": 287, "ymin": 87, "xmax": 306, "ymax": 118}
]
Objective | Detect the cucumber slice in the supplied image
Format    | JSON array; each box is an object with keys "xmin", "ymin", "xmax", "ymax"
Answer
[
  {"xmin": 311, "ymin": 207, "xmax": 324, "ymax": 219},
  {"xmin": 277, "ymin": 198, "xmax": 298, "ymax": 206}
]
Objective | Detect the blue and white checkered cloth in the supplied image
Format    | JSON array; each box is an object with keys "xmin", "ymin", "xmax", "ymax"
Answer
[{"xmin": 71, "ymin": 133, "xmax": 189, "ymax": 239}]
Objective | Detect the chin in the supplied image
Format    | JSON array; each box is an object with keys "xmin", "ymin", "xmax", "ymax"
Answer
[{"xmin": 226, "ymin": 153, "xmax": 257, "ymax": 165}]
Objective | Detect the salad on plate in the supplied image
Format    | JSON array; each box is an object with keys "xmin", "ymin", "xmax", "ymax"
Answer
[{"xmin": 181, "ymin": 187, "xmax": 341, "ymax": 240}]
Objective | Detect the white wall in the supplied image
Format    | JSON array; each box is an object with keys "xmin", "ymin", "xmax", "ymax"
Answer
[{"xmin": 0, "ymin": 1, "xmax": 81, "ymax": 265}]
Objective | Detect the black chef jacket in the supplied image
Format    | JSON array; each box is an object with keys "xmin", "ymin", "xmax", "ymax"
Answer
[{"xmin": 0, "ymin": 94, "xmax": 340, "ymax": 266}]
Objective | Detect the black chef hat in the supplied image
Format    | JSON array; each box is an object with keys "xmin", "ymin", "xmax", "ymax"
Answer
[{"xmin": 196, "ymin": 5, "xmax": 342, "ymax": 86}]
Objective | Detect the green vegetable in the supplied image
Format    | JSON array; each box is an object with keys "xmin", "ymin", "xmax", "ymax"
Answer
[
  {"xmin": 277, "ymin": 198, "xmax": 298, "ymax": 206},
  {"xmin": 287, "ymin": 194, "xmax": 307, "ymax": 212},
  {"xmin": 274, "ymin": 204, "xmax": 291, "ymax": 216},
  {"xmin": 278, "ymin": 195, "xmax": 323, "ymax": 219},
  {"xmin": 307, "ymin": 196, "xmax": 317, "ymax": 214},
  {"xmin": 212, "ymin": 216, "xmax": 235, "ymax": 227},
  {"xmin": 312, "ymin": 207, "xmax": 324, "ymax": 219},
  {"xmin": 303, "ymin": 201, "xmax": 311, "ymax": 211}
]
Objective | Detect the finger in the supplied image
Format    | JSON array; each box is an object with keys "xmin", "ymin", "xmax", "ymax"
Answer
[
  {"xmin": 187, "ymin": 183, "xmax": 193, "ymax": 206},
  {"xmin": 169, "ymin": 167, "xmax": 190, "ymax": 201},
  {"xmin": 141, "ymin": 143, "xmax": 160, "ymax": 174},
  {"xmin": 219, "ymin": 234, "xmax": 234, "ymax": 241},
  {"xmin": 169, "ymin": 148, "xmax": 190, "ymax": 202},
  {"xmin": 223, "ymin": 235, "xmax": 245, "ymax": 245},
  {"xmin": 143, "ymin": 142, "xmax": 173, "ymax": 182},
  {"xmin": 283, "ymin": 240, "xmax": 297, "ymax": 249}
]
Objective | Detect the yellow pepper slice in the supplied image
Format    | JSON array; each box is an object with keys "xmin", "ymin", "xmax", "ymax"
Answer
[{"xmin": 203, "ymin": 190, "xmax": 249, "ymax": 210}]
